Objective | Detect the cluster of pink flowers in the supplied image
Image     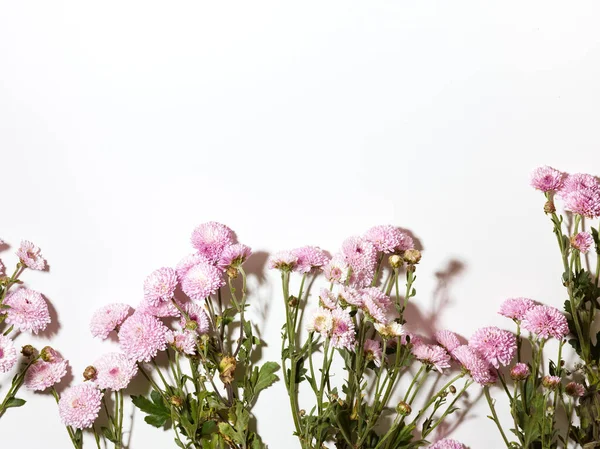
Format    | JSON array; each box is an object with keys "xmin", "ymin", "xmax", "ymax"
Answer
[
  {"xmin": 429, "ymin": 438, "xmax": 467, "ymax": 449},
  {"xmin": 531, "ymin": 166, "xmax": 600, "ymax": 218}
]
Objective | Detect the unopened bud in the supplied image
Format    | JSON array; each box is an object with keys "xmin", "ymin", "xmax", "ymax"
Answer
[
  {"xmin": 21, "ymin": 345, "xmax": 36, "ymax": 358},
  {"xmin": 403, "ymin": 249, "xmax": 421, "ymax": 265},
  {"xmin": 288, "ymin": 296, "xmax": 298, "ymax": 307},
  {"xmin": 389, "ymin": 255, "xmax": 403, "ymax": 269},
  {"xmin": 396, "ymin": 401, "xmax": 412, "ymax": 416},
  {"xmin": 219, "ymin": 356, "xmax": 237, "ymax": 384},
  {"xmin": 510, "ymin": 363, "xmax": 531, "ymax": 381},
  {"xmin": 83, "ymin": 366, "xmax": 97, "ymax": 381},
  {"xmin": 299, "ymin": 409, "xmax": 306, "ymax": 417},
  {"xmin": 40, "ymin": 346, "xmax": 60, "ymax": 363},
  {"xmin": 449, "ymin": 385, "xmax": 457, "ymax": 394},
  {"xmin": 170, "ymin": 396, "xmax": 184, "ymax": 407},
  {"xmin": 544, "ymin": 200, "xmax": 556, "ymax": 214}
]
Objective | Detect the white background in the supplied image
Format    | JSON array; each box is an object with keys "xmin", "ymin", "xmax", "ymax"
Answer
[{"xmin": 1, "ymin": 1, "xmax": 600, "ymax": 447}]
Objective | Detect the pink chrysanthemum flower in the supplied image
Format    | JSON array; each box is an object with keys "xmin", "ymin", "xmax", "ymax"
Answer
[
  {"xmin": 338, "ymin": 286, "xmax": 363, "ymax": 308},
  {"xmin": 530, "ymin": 166, "xmax": 564, "ymax": 192},
  {"xmin": 342, "ymin": 236, "xmax": 378, "ymax": 288},
  {"xmin": 522, "ymin": 305, "xmax": 569, "ymax": 339},
  {"xmin": 323, "ymin": 254, "xmax": 350, "ymax": 284},
  {"xmin": 364, "ymin": 339, "xmax": 383, "ymax": 367},
  {"xmin": 430, "ymin": 438, "xmax": 466, "ymax": 449},
  {"xmin": 16, "ymin": 240, "xmax": 46, "ymax": 270},
  {"xmin": 571, "ymin": 232, "xmax": 594, "ymax": 254},
  {"xmin": 90, "ymin": 303, "xmax": 132, "ymax": 339},
  {"xmin": 318, "ymin": 288, "xmax": 338, "ymax": 310},
  {"xmin": 566, "ymin": 382, "xmax": 585, "ymax": 397},
  {"xmin": 498, "ymin": 297, "xmax": 537, "ymax": 322},
  {"xmin": 307, "ymin": 307, "xmax": 334, "ymax": 337},
  {"xmin": 364, "ymin": 225, "xmax": 404, "ymax": 253},
  {"xmin": 267, "ymin": 250, "xmax": 298, "ymax": 272},
  {"xmin": 434, "ymin": 330, "xmax": 462, "ymax": 353},
  {"xmin": 180, "ymin": 302, "xmax": 210, "ymax": 334},
  {"xmin": 0, "ymin": 335, "xmax": 17, "ymax": 373},
  {"xmin": 118, "ymin": 313, "xmax": 169, "ymax": 362},
  {"xmin": 542, "ymin": 375, "xmax": 562, "ymax": 389},
  {"xmin": 292, "ymin": 246, "xmax": 330, "ymax": 273},
  {"xmin": 361, "ymin": 287, "xmax": 393, "ymax": 324},
  {"xmin": 400, "ymin": 332, "xmax": 423, "ymax": 346},
  {"xmin": 559, "ymin": 174, "xmax": 600, "ymax": 218},
  {"xmin": 25, "ymin": 358, "xmax": 69, "ymax": 391},
  {"xmin": 330, "ymin": 307, "xmax": 356, "ymax": 349},
  {"xmin": 137, "ymin": 298, "xmax": 181, "ymax": 318},
  {"xmin": 375, "ymin": 322, "xmax": 405, "ymax": 340},
  {"xmin": 3, "ymin": 288, "xmax": 50, "ymax": 334},
  {"xmin": 411, "ymin": 344, "xmax": 451, "ymax": 373},
  {"xmin": 469, "ymin": 326, "xmax": 516, "ymax": 369},
  {"xmin": 94, "ymin": 352, "xmax": 138, "ymax": 391},
  {"xmin": 59, "ymin": 383, "xmax": 103, "ymax": 429},
  {"xmin": 167, "ymin": 330, "xmax": 197, "ymax": 355},
  {"xmin": 453, "ymin": 345, "xmax": 497, "ymax": 385},
  {"xmin": 176, "ymin": 253, "xmax": 211, "ymax": 279},
  {"xmin": 218, "ymin": 244, "xmax": 252, "ymax": 269},
  {"xmin": 191, "ymin": 222, "xmax": 234, "ymax": 262},
  {"xmin": 181, "ymin": 260, "xmax": 225, "ymax": 300},
  {"xmin": 143, "ymin": 267, "xmax": 178, "ymax": 306},
  {"xmin": 510, "ymin": 363, "xmax": 531, "ymax": 381}
]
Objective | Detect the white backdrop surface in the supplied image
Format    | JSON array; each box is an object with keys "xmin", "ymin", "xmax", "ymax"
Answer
[{"xmin": 1, "ymin": 1, "xmax": 600, "ymax": 448}]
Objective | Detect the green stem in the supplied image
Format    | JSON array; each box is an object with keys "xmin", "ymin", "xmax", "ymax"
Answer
[
  {"xmin": 51, "ymin": 387, "xmax": 81, "ymax": 449},
  {"xmin": 484, "ymin": 387, "xmax": 511, "ymax": 448}
]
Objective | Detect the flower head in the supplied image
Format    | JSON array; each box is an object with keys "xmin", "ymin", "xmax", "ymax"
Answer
[
  {"xmin": 522, "ymin": 305, "xmax": 569, "ymax": 339},
  {"xmin": 530, "ymin": 166, "xmax": 564, "ymax": 192},
  {"xmin": 430, "ymin": 439, "xmax": 467, "ymax": 449},
  {"xmin": 469, "ymin": 326, "xmax": 516, "ymax": 369},
  {"xmin": 143, "ymin": 267, "xmax": 178, "ymax": 306},
  {"xmin": 167, "ymin": 330, "xmax": 197, "ymax": 355},
  {"xmin": 559, "ymin": 174, "xmax": 600, "ymax": 218},
  {"xmin": 330, "ymin": 307, "xmax": 356, "ymax": 349},
  {"xmin": 307, "ymin": 307, "xmax": 334, "ymax": 337},
  {"xmin": 16, "ymin": 240, "xmax": 46, "ymax": 270},
  {"xmin": 181, "ymin": 260, "xmax": 225, "ymax": 300},
  {"xmin": 180, "ymin": 302, "xmax": 210, "ymax": 334},
  {"xmin": 565, "ymin": 382, "xmax": 585, "ymax": 397},
  {"xmin": 338, "ymin": 286, "xmax": 363, "ymax": 308},
  {"xmin": 571, "ymin": 232, "xmax": 594, "ymax": 254},
  {"xmin": 499, "ymin": 297, "xmax": 537, "ymax": 321},
  {"xmin": 118, "ymin": 313, "xmax": 169, "ymax": 362},
  {"xmin": 191, "ymin": 222, "xmax": 234, "ymax": 262},
  {"xmin": 218, "ymin": 244, "xmax": 252, "ymax": 269},
  {"xmin": 137, "ymin": 298, "xmax": 181, "ymax": 318},
  {"xmin": 90, "ymin": 303, "xmax": 132, "ymax": 339},
  {"xmin": 542, "ymin": 375, "xmax": 561, "ymax": 390},
  {"xmin": 93, "ymin": 352, "xmax": 138, "ymax": 391},
  {"xmin": 434, "ymin": 330, "xmax": 462, "ymax": 353},
  {"xmin": 411, "ymin": 344, "xmax": 451, "ymax": 373},
  {"xmin": 267, "ymin": 251, "xmax": 298, "ymax": 272},
  {"xmin": 364, "ymin": 225, "xmax": 413, "ymax": 253},
  {"xmin": 453, "ymin": 345, "xmax": 497, "ymax": 385},
  {"xmin": 510, "ymin": 363, "xmax": 531, "ymax": 381},
  {"xmin": 318, "ymin": 288, "xmax": 338, "ymax": 310},
  {"xmin": 25, "ymin": 358, "xmax": 69, "ymax": 391},
  {"xmin": 323, "ymin": 254, "xmax": 350, "ymax": 284},
  {"xmin": 176, "ymin": 253, "xmax": 211, "ymax": 279},
  {"xmin": 59, "ymin": 383, "xmax": 103, "ymax": 429},
  {"xmin": 400, "ymin": 332, "xmax": 423, "ymax": 347},
  {"xmin": 342, "ymin": 236, "xmax": 377, "ymax": 287},
  {"xmin": 361, "ymin": 287, "xmax": 393, "ymax": 324},
  {"xmin": 3, "ymin": 288, "xmax": 50, "ymax": 334},
  {"xmin": 375, "ymin": 322, "xmax": 405, "ymax": 339},
  {"xmin": 364, "ymin": 339, "xmax": 383, "ymax": 367},
  {"xmin": 292, "ymin": 246, "xmax": 330, "ymax": 273},
  {"xmin": 0, "ymin": 335, "xmax": 17, "ymax": 373}
]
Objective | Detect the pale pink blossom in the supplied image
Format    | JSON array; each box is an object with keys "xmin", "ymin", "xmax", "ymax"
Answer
[
  {"xmin": 510, "ymin": 363, "xmax": 531, "ymax": 381},
  {"xmin": 361, "ymin": 287, "xmax": 393, "ymax": 324},
  {"xmin": 16, "ymin": 240, "xmax": 46, "ymax": 270},
  {"xmin": 323, "ymin": 254, "xmax": 350, "ymax": 284},
  {"xmin": 0, "ymin": 335, "xmax": 17, "ymax": 373},
  {"xmin": 318, "ymin": 288, "xmax": 338, "ymax": 310},
  {"xmin": 3, "ymin": 288, "xmax": 50, "ymax": 334},
  {"xmin": 330, "ymin": 307, "xmax": 356, "ymax": 349},
  {"xmin": 338, "ymin": 286, "xmax": 363, "ymax": 307},
  {"xmin": 267, "ymin": 251, "xmax": 298, "ymax": 272},
  {"xmin": 58, "ymin": 383, "xmax": 103, "ymax": 429},
  {"xmin": 364, "ymin": 339, "xmax": 383, "ymax": 367},
  {"xmin": 571, "ymin": 232, "xmax": 594, "ymax": 254},
  {"xmin": 191, "ymin": 222, "xmax": 234, "ymax": 262},
  {"xmin": 218, "ymin": 244, "xmax": 252, "ymax": 269},
  {"xmin": 469, "ymin": 327, "xmax": 516, "ymax": 369},
  {"xmin": 292, "ymin": 246, "xmax": 330, "ymax": 273},
  {"xmin": 143, "ymin": 267, "xmax": 178, "ymax": 306},
  {"xmin": 25, "ymin": 359, "xmax": 69, "ymax": 391},
  {"xmin": 412, "ymin": 344, "xmax": 451, "ymax": 373},
  {"xmin": 530, "ymin": 166, "xmax": 564, "ymax": 192},
  {"xmin": 118, "ymin": 313, "xmax": 169, "ymax": 362},
  {"xmin": 167, "ymin": 330, "xmax": 197, "ymax": 355},
  {"xmin": 90, "ymin": 303, "xmax": 132, "ymax": 339},
  {"xmin": 453, "ymin": 345, "xmax": 497, "ymax": 385},
  {"xmin": 94, "ymin": 352, "xmax": 138, "ymax": 391},
  {"xmin": 307, "ymin": 307, "xmax": 334, "ymax": 337},
  {"xmin": 522, "ymin": 305, "xmax": 569, "ymax": 339},
  {"xmin": 435, "ymin": 330, "xmax": 462, "ymax": 353},
  {"xmin": 180, "ymin": 302, "xmax": 210, "ymax": 334},
  {"xmin": 499, "ymin": 297, "xmax": 537, "ymax": 321},
  {"xmin": 181, "ymin": 260, "xmax": 225, "ymax": 300},
  {"xmin": 430, "ymin": 439, "xmax": 466, "ymax": 449}
]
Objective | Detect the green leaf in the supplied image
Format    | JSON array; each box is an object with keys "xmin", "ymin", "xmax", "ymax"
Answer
[
  {"xmin": 131, "ymin": 393, "xmax": 170, "ymax": 418},
  {"xmin": 254, "ymin": 362, "xmax": 280, "ymax": 395},
  {"xmin": 101, "ymin": 426, "xmax": 118, "ymax": 444},
  {"xmin": 4, "ymin": 397, "xmax": 26, "ymax": 408},
  {"xmin": 144, "ymin": 414, "xmax": 169, "ymax": 428},
  {"xmin": 201, "ymin": 420, "xmax": 218, "ymax": 436}
]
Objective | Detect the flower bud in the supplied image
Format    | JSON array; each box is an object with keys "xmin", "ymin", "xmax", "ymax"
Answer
[
  {"xmin": 288, "ymin": 296, "xmax": 298, "ymax": 308},
  {"xmin": 170, "ymin": 396, "xmax": 184, "ymax": 407},
  {"xmin": 449, "ymin": 385, "xmax": 457, "ymax": 394},
  {"xmin": 40, "ymin": 346, "xmax": 60, "ymax": 363},
  {"xmin": 299, "ymin": 409, "xmax": 306, "ymax": 417},
  {"xmin": 403, "ymin": 249, "xmax": 421, "ymax": 265},
  {"xmin": 219, "ymin": 356, "xmax": 237, "ymax": 384},
  {"xmin": 544, "ymin": 200, "xmax": 556, "ymax": 214},
  {"xmin": 565, "ymin": 382, "xmax": 585, "ymax": 397},
  {"xmin": 542, "ymin": 375, "xmax": 561, "ymax": 390},
  {"xmin": 83, "ymin": 366, "xmax": 97, "ymax": 381},
  {"xmin": 510, "ymin": 363, "xmax": 531, "ymax": 381},
  {"xmin": 21, "ymin": 345, "xmax": 36, "ymax": 358},
  {"xmin": 396, "ymin": 401, "xmax": 412, "ymax": 416},
  {"xmin": 389, "ymin": 255, "xmax": 403, "ymax": 269}
]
